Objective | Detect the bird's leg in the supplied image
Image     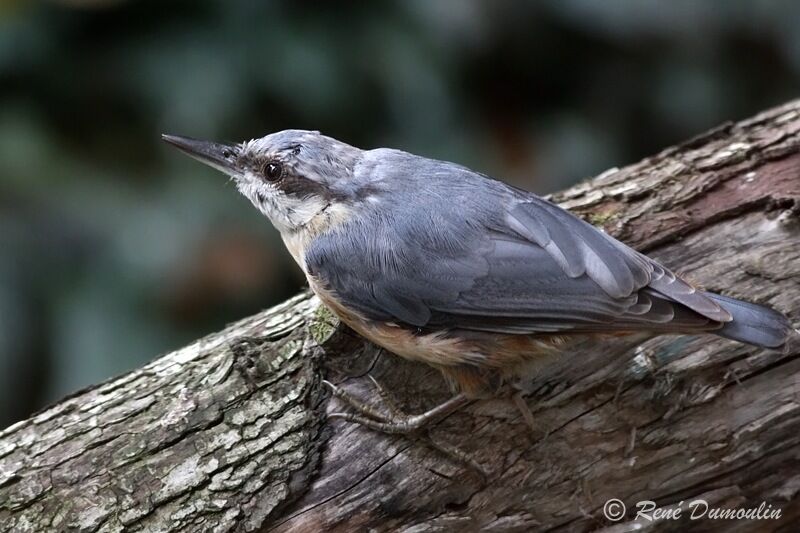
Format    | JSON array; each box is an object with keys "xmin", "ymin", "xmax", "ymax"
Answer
[
  {"xmin": 324, "ymin": 379, "xmax": 471, "ymax": 434},
  {"xmin": 325, "ymin": 377, "xmax": 492, "ymax": 478},
  {"xmin": 325, "ymin": 378, "xmax": 486, "ymax": 478},
  {"xmin": 512, "ymin": 391, "xmax": 537, "ymax": 432},
  {"xmin": 321, "ymin": 378, "xmax": 389, "ymax": 422}
]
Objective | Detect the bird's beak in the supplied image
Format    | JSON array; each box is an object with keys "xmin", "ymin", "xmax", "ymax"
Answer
[{"xmin": 162, "ymin": 134, "xmax": 240, "ymax": 176}]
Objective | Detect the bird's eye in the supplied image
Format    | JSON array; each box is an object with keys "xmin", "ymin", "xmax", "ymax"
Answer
[
  {"xmin": 222, "ymin": 149, "xmax": 234, "ymax": 159},
  {"xmin": 264, "ymin": 161, "xmax": 283, "ymax": 181}
]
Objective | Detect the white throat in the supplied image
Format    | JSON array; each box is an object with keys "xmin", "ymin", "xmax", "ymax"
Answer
[{"xmin": 236, "ymin": 175, "xmax": 328, "ymax": 233}]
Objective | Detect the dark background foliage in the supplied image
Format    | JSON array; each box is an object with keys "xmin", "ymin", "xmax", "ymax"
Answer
[{"xmin": 1, "ymin": 0, "xmax": 798, "ymax": 426}]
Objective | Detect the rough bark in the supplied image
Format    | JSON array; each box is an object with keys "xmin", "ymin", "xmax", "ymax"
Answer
[{"xmin": 1, "ymin": 101, "xmax": 800, "ymax": 533}]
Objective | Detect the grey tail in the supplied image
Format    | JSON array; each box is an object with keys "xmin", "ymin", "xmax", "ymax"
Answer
[{"xmin": 705, "ymin": 292, "xmax": 792, "ymax": 349}]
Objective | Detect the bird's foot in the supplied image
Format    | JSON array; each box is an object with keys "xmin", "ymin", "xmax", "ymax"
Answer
[
  {"xmin": 323, "ymin": 377, "xmax": 486, "ymax": 479},
  {"xmin": 323, "ymin": 376, "xmax": 469, "ymax": 433}
]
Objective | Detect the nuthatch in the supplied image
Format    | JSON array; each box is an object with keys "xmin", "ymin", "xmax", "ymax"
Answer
[{"xmin": 163, "ymin": 130, "xmax": 792, "ymax": 434}]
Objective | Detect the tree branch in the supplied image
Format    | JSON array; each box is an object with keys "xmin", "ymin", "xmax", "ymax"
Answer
[{"xmin": 2, "ymin": 100, "xmax": 799, "ymax": 532}]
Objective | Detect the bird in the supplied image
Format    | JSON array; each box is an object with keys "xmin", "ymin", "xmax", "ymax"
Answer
[{"xmin": 163, "ymin": 130, "xmax": 793, "ymax": 435}]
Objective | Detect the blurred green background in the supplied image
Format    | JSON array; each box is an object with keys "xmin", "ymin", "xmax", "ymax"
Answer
[{"xmin": 1, "ymin": 0, "xmax": 798, "ymax": 427}]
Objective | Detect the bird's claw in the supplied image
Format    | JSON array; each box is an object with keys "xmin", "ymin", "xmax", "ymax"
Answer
[
  {"xmin": 323, "ymin": 378, "xmax": 486, "ymax": 479},
  {"xmin": 324, "ymin": 378, "xmax": 472, "ymax": 434}
]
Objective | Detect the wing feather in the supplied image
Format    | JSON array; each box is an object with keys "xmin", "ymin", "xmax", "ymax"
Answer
[{"xmin": 305, "ymin": 150, "xmax": 729, "ymax": 335}]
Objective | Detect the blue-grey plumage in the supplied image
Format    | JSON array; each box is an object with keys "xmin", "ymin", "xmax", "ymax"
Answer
[{"xmin": 163, "ymin": 130, "xmax": 793, "ymax": 399}]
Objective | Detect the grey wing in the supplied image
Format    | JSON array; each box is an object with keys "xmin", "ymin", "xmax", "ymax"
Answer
[
  {"xmin": 497, "ymin": 198, "xmax": 731, "ymax": 324},
  {"xmin": 305, "ymin": 162, "xmax": 730, "ymax": 334}
]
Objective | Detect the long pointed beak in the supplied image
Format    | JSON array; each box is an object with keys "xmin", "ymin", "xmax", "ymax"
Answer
[{"xmin": 162, "ymin": 134, "xmax": 240, "ymax": 175}]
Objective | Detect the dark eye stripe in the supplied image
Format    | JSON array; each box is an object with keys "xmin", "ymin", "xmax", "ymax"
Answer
[{"xmin": 279, "ymin": 174, "xmax": 329, "ymax": 198}]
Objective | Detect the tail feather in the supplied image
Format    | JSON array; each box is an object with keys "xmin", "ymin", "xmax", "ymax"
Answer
[{"xmin": 705, "ymin": 292, "xmax": 792, "ymax": 349}]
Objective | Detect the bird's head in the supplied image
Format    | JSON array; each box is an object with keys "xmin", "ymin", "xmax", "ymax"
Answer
[{"xmin": 163, "ymin": 130, "xmax": 363, "ymax": 233}]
